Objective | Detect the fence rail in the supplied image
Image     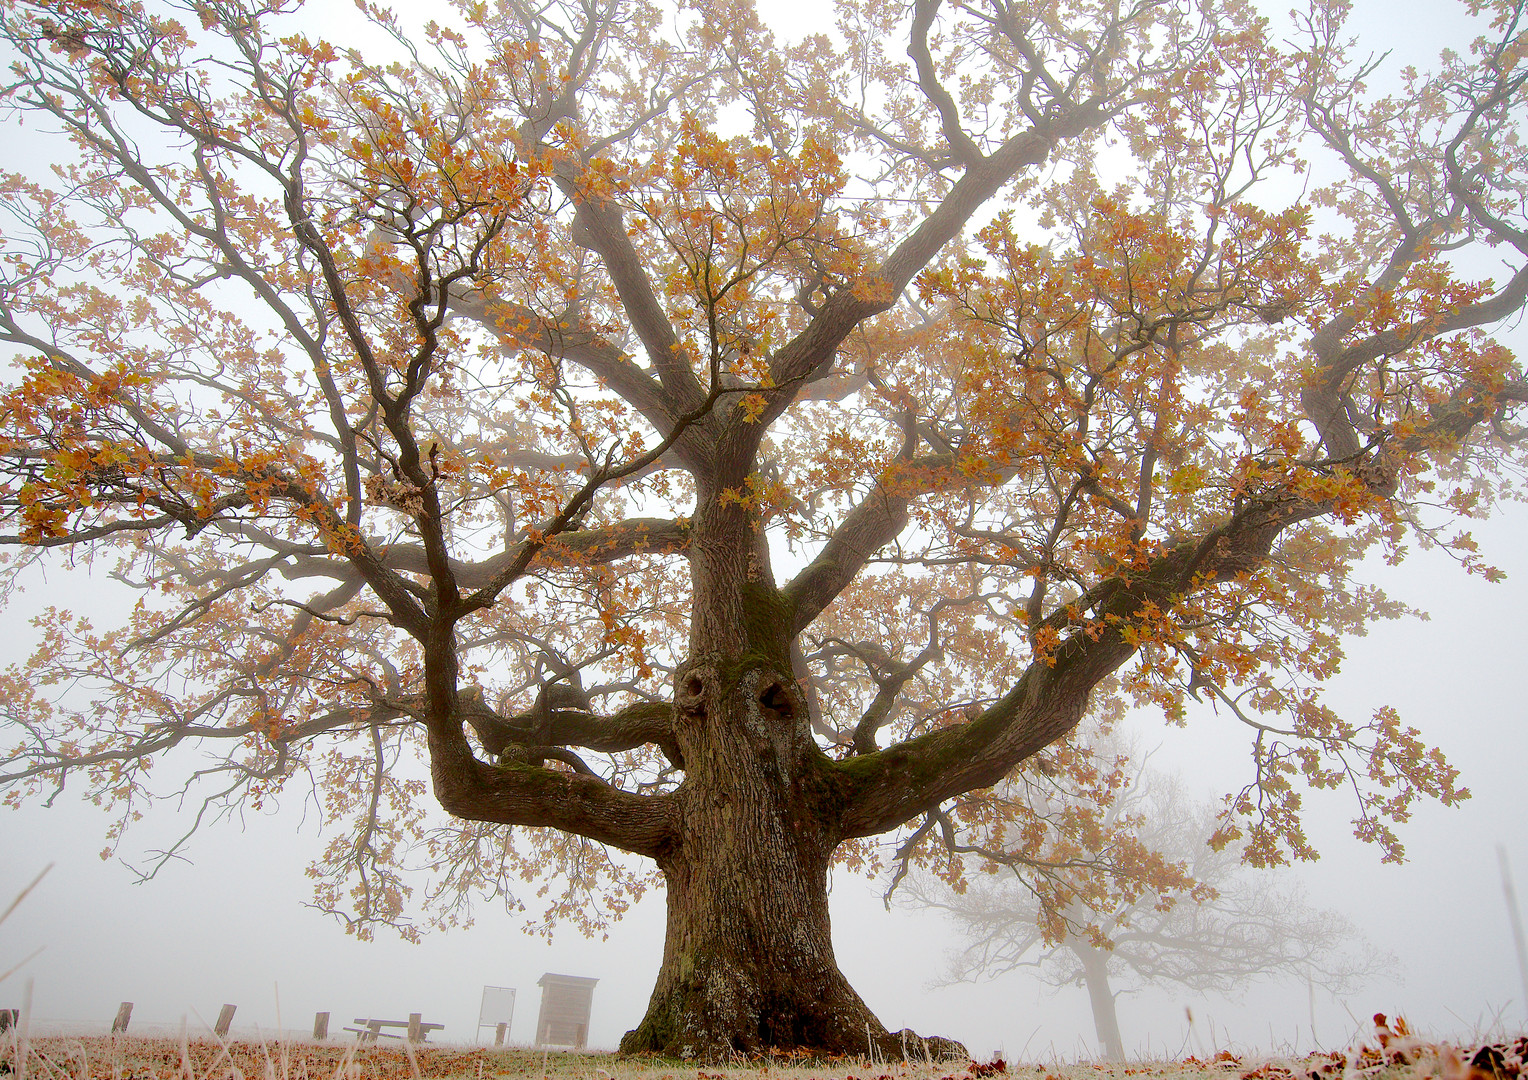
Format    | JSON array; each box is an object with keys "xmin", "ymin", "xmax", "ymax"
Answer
[{"xmin": 4, "ymin": 972, "xmax": 600, "ymax": 1049}]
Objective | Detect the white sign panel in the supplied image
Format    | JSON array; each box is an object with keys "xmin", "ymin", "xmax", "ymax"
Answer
[{"xmin": 478, "ymin": 986, "xmax": 516, "ymax": 1028}]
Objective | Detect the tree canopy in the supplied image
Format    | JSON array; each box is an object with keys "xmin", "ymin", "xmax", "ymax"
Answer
[{"xmin": 0, "ymin": 0, "xmax": 1525, "ymax": 1058}]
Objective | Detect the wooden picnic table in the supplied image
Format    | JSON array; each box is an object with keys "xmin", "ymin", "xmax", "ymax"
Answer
[{"xmin": 342, "ymin": 1014, "xmax": 443, "ymax": 1043}]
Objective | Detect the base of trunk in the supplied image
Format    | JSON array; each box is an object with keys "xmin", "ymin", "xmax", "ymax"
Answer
[
  {"xmin": 618, "ymin": 958, "xmax": 966, "ymax": 1062},
  {"xmin": 620, "ymin": 1018, "xmax": 967, "ymax": 1064}
]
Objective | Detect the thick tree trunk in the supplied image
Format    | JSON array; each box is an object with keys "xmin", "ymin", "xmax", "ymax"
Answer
[
  {"xmin": 616, "ymin": 500, "xmax": 963, "ymax": 1059},
  {"xmin": 1076, "ymin": 946, "xmax": 1126, "ymax": 1062},
  {"xmin": 618, "ymin": 759, "xmax": 875, "ymax": 1057},
  {"xmin": 618, "ymin": 660, "xmax": 964, "ymax": 1060}
]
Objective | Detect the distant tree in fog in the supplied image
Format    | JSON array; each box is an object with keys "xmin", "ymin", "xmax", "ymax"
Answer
[{"xmin": 908, "ymin": 738, "xmax": 1387, "ymax": 1061}]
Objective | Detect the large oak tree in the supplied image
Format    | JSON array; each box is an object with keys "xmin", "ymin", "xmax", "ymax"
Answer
[{"xmin": 1, "ymin": 0, "xmax": 1525, "ymax": 1059}]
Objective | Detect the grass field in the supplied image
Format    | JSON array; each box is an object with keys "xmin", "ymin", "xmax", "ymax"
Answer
[{"xmin": 1, "ymin": 1019, "xmax": 1524, "ymax": 1080}]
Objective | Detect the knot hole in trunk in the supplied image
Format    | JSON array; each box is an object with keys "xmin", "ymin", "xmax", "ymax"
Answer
[
  {"xmin": 677, "ymin": 665, "xmax": 715, "ymax": 718},
  {"xmin": 758, "ymin": 679, "xmax": 794, "ymax": 722}
]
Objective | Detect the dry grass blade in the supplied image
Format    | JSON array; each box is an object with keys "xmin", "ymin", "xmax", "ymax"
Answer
[
  {"xmin": 191, "ymin": 1007, "xmax": 239, "ymax": 1080},
  {"xmin": 401, "ymin": 1035, "xmax": 423, "ymax": 1080},
  {"xmin": 180, "ymin": 1015, "xmax": 196, "ymax": 1080},
  {"xmin": 0, "ymin": 864, "xmax": 52, "ymax": 931},
  {"xmin": 0, "ymin": 943, "xmax": 43, "ymax": 989},
  {"xmin": 17, "ymin": 975, "xmax": 33, "ymax": 1080},
  {"xmin": 257, "ymin": 1027, "xmax": 276, "ymax": 1080},
  {"xmin": 275, "ymin": 986, "xmax": 289, "ymax": 1080},
  {"xmin": 1, "ymin": 867, "xmax": 47, "ymax": 1080},
  {"xmin": 330, "ymin": 1037, "xmax": 360, "ymax": 1080}
]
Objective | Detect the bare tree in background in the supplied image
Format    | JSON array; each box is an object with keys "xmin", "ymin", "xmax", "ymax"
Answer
[{"xmin": 911, "ymin": 739, "xmax": 1387, "ymax": 1061}]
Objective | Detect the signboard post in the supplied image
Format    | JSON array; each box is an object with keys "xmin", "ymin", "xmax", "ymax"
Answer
[{"xmin": 477, "ymin": 986, "xmax": 516, "ymax": 1046}]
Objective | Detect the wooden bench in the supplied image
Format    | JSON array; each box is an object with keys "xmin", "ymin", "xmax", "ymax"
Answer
[{"xmin": 342, "ymin": 1014, "xmax": 443, "ymax": 1043}]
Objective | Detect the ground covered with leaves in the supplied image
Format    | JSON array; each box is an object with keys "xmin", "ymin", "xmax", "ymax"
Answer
[{"xmin": 1, "ymin": 1018, "xmax": 1524, "ymax": 1080}]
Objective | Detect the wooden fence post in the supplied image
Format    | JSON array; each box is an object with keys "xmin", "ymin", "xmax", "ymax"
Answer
[
  {"xmin": 494, "ymin": 1022, "xmax": 507, "ymax": 1047},
  {"xmin": 214, "ymin": 1004, "xmax": 236, "ymax": 1038},
  {"xmin": 407, "ymin": 1013, "xmax": 422, "ymax": 1043},
  {"xmin": 111, "ymin": 1002, "xmax": 133, "ymax": 1034},
  {"xmin": 313, "ymin": 1012, "xmax": 329, "ymax": 1040},
  {"xmin": 0, "ymin": 1008, "xmax": 17, "ymax": 1032}
]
